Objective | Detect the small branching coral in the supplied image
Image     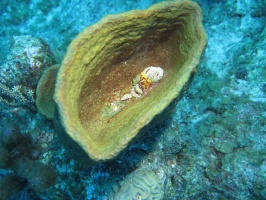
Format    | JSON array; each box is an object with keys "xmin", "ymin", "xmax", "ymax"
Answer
[{"xmin": 0, "ymin": 81, "xmax": 35, "ymax": 110}]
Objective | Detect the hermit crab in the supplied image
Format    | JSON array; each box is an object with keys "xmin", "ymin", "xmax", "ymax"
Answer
[
  {"xmin": 121, "ymin": 66, "xmax": 164, "ymax": 100},
  {"xmin": 101, "ymin": 66, "xmax": 164, "ymax": 119}
]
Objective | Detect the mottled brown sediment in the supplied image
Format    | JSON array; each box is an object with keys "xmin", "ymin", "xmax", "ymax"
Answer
[{"xmin": 54, "ymin": 0, "xmax": 207, "ymax": 164}]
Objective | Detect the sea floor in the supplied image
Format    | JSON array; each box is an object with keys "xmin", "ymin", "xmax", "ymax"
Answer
[{"xmin": 0, "ymin": 0, "xmax": 265, "ymax": 199}]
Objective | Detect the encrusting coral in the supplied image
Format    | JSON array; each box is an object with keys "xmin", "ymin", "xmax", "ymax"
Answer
[{"xmin": 54, "ymin": 0, "xmax": 207, "ymax": 165}]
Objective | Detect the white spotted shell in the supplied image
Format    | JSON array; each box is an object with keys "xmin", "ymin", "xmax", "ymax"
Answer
[{"xmin": 143, "ymin": 66, "xmax": 164, "ymax": 83}]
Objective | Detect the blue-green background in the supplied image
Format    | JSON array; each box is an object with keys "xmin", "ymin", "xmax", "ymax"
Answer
[{"xmin": 0, "ymin": 0, "xmax": 265, "ymax": 199}]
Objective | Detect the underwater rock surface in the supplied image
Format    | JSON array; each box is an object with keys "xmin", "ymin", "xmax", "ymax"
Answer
[
  {"xmin": 0, "ymin": 36, "xmax": 56, "ymax": 111},
  {"xmin": 0, "ymin": 0, "xmax": 265, "ymax": 199}
]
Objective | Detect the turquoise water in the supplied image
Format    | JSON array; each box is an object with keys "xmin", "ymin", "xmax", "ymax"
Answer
[{"xmin": 0, "ymin": 0, "xmax": 266, "ymax": 199}]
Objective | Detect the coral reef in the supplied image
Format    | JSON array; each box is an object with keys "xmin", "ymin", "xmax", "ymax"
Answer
[
  {"xmin": 0, "ymin": 82, "xmax": 35, "ymax": 110},
  {"xmin": 0, "ymin": 123, "xmax": 57, "ymax": 199},
  {"xmin": 0, "ymin": 0, "xmax": 265, "ymax": 199},
  {"xmin": 0, "ymin": 35, "xmax": 56, "ymax": 88},
  {"xmin": 0, "ymin": 35, "xmax": 57, "ymax": 112}
]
